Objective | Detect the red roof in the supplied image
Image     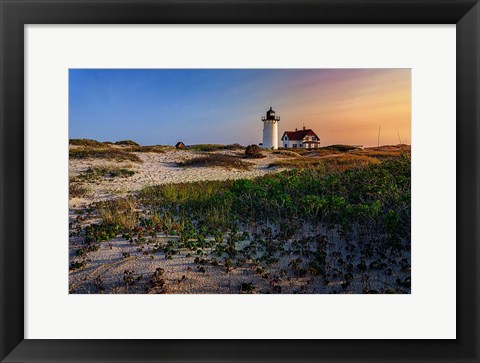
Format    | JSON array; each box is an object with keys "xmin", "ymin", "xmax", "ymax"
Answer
[{"xmin": 282, "ymin": 129, "xmax": 318, "ymax": 141}]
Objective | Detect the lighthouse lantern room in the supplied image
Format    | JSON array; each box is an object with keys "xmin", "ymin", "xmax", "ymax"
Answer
[{"xmin": 261, "ymin": 107, "xmax": 280, "ymax": 149}]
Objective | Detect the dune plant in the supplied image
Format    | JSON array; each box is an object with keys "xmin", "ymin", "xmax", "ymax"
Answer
[
  {"xmin": 177, "ymin": 154, "xmax": 253, "ymax": 170},
  {"xmin": 69, "ymin": 183, "xmax": 90, "ymax": 198},
  {"xmin": 97, "ymin": 196, "xmax": 136, "ymax": 229},
  {"xmin": 78, "ymin": 166, "xmax": 135, "ymax": 180},
  {"xmin": 69, "ymin": 147, "xmax": 142, "ymax": 163},
  {"xmin": 123, "ymin": 269, "xmax": 135, "ymax": 286}
]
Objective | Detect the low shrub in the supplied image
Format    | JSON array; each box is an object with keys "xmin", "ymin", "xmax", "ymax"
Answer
[
  {"xmin": 69, "ymin": 139, "xmax": 104, "ymax": 147},
  {"xmin": 69, "ymin": 183, "xmax": 90, "ymax": 198},
  {"xmin": 79, "ymin": 166, "xmax": 135, "ymax": 180},
  {"xmin": 270, "ymin": 154, "xmax": 379, "ymax": 171},
  {"xmin": 354, "ymin": 148, "xmax": 410, "ymax": 159},
  {"xmin": 177, "ymin": 154, "xmax": 252, "ymax": 170},
  {"xmin": 115, "ymin": 140, "xmax": 140, "ymax": 146},
  {"xmin": 245, "ymin": 144, "xmax": 265, "ymax": 159},
  {"xmin": 322, "ymin": 154, "xmax": 380, "ymax": 171},
  {"xmin": 272, "ymin": 150, "xmax": 301, "ymax": 157},
  {"xmin": 186, "ymin": 144, "xmax": 244, "ymax": 152},
  {"xmin": 240, "ymin": 282, "xmax": 255, "ymax": 293},
  {"xmin": 69, "ymin": 147, "xmax": 142, "ymax": 163},
  {"xmin": 97, "ymin": 196, "xmax": 136, "ymax": 229},
  {"xmin": 125, "ymin": 145, "xmax": 166, "ymax": 153},
  {"xmin": 269, "ymin": 158, "xmax": 326, "ymax": 169},
  {"xmin": 323, "ymin": 144, "xmax": 361, "ymax": 152}
]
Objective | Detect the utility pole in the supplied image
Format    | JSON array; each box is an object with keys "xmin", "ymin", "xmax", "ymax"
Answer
[{"xmin": 377, "ymin": 124, "xmax": 381, "ymax": 147}]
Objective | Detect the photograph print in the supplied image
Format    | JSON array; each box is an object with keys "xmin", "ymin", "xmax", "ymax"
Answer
[{"xmin": 69, "ymin": 69, "xmax": 411, "ymax": 294}]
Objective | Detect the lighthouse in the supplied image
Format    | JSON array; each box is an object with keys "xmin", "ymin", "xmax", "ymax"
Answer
[{"xmin": 261, "ymin": 107, "xmax": 280, "ymax": 149}]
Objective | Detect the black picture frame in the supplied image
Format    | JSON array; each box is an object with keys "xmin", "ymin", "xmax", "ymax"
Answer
[{"xmin": 1, "ymin": 1, "xmax": 479, "ymax": 362}]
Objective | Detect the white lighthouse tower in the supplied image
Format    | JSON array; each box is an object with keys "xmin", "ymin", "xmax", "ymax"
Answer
[{"xmin": 261, "ymin": 107, "xmax": 280, "ymax": 149}]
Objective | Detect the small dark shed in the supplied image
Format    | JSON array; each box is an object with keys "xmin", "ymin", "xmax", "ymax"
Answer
[{"xmin": 175, "ymin": 142, "xmax": 186, "ymax": 149}]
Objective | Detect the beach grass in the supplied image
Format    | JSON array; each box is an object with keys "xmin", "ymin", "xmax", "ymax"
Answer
[
  {"xmin": 69, "ymin": 182, "xmax": 91, "ymax": 198},
  {"xmin": 69, "ymin": 147, "xmax": 143, "ymax": 163},
  {"xmin": 186, "ymin": 143, "xmax": 245, "ymax": 152},
  {"xmin": 77, "ymin": 166, "xmax": 135, "ymax": 181},
  {"xmin": 177, "ymin": 154, "xmax": 253, "ymax": 170}
]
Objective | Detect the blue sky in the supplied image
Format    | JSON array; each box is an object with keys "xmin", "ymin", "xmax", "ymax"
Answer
[{"xmin": 69, "ymin": 69, "xmax": 410, "ymax": 146}]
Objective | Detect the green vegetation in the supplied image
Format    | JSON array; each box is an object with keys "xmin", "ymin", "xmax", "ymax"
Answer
[
  {"xmin": 240, "ymin": 282, "xmax": 255, "ymax": 293},
  {"xmin": 69, "ymin": 182, "xmax": 90, "ymax": 198},
  {"xmin": 272, "ymin": 149, "xmax": 301, "ymax": 157},
  {"xmin": 115, "ymin": 140, "xmax": 140, "ymax": 146},
  {"xmin": 245, "ymin": 144, "xmax": 265, "ymax": 159},
  {"xmin": 277, "ymin": 147, "xmax": 340, "ymax": 157},
  {"xmin": 78, "ymin": 166, "xmax": 135, "ymax": 181},
  {"xmin": 69, "ymin": 138, "xmax": 105, "ymax": 147},
  {"xmin": 269, "ymin": 154, "xmax": 380, "ymax": 171},
  {"xmin": 355, "ymin": 149, "xmax": 408, "ymax": 159},
  {"xmin": 323, "ymin": 144, "xmax": 361, "ymax": 152},
  {"xmin": 177, "ymin": 154, "xmax": 253, "ymax": 170},
  {"xmin": 125, "ymin": 145, "xmax": 167, "ymax": 153},
  {"xmin": 97, "ymin": 196, "xmax": 136, "ymax": 229},
  {"xmin": 186, "ymin": 143, "xmax": 244, "ymax": 152},
  {"xmin": 269, "ymin": 157, "xmax": 326, "ymax": 169},
  {"xmin": 140, "ymin": 157, "xmax": 410, "ymax": 234},
  {"xmin": 69, "ymin": 147, "xmax": 142, "ymax": 163}
]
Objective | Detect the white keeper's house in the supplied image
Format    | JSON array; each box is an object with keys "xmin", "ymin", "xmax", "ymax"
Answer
[{"xmin": 281, "ymin": 126, "xmax": 321, "ymax": 148}]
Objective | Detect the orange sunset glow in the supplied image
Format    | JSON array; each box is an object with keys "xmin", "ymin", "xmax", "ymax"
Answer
[{"xmin": 256, "ymin": 69, "xmax": 411, "ymax": 147}]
